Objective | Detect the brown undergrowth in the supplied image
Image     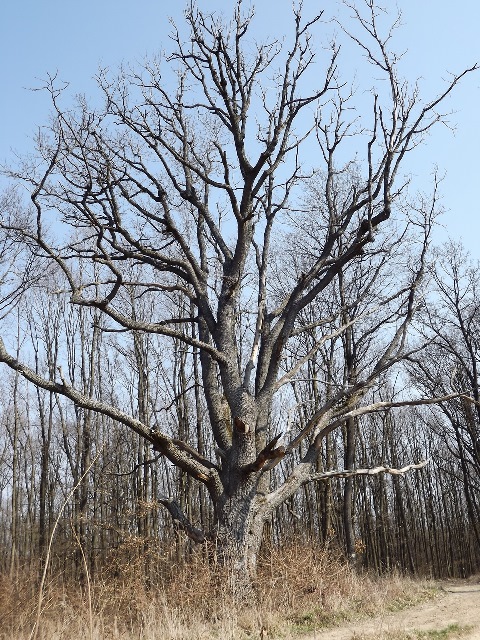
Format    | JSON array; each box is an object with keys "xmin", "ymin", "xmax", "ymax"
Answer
[{"xmin": 0, "ymin": 539, "xmax": 437, "ymax": 640}]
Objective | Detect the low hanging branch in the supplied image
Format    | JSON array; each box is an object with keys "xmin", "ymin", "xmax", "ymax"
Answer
[
  {"xmin": 158, "ymin": 496, "xmax": 206, "ymax": 544},
  {"xmin": 307, "ymin": 459, "xmax": 429, "ymax": 483}
]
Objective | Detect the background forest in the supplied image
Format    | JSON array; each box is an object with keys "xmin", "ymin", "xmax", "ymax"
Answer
[{"xmin": 1, "ymin": 239, "xmax": 479, "ymax": 580}]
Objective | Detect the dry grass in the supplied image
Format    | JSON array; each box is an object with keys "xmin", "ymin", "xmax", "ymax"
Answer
[{"xmin": 0, "ymin": 540, "xmax": 437, "ymax": 640}]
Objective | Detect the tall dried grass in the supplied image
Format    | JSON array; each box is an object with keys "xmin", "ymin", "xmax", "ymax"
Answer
[{"xmin": 0, "ymin": 539, "xmax": 436, "ymax": 640}]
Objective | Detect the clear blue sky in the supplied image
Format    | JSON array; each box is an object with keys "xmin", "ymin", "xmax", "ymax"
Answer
[{"xmin": 1, "ymin": 1, "xmax": 479, "ymax": 255}]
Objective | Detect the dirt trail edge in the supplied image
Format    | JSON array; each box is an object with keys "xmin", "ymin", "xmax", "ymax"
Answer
[{"xmin": 292, "ymin": 582, "xmax": 480, "ymax": 640}]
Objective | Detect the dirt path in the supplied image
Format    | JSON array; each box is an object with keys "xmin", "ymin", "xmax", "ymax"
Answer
[{"xmin": 294, "ymin": 581, "xmax": 480, "ymax": 640}]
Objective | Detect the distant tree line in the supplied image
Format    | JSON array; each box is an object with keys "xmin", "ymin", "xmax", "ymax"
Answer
[{"xmin": 1, "ymin": 241, "xmax": 479, "ymax": 581}]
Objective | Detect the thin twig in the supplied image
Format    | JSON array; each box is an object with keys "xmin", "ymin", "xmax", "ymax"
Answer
[{"xmin": 30, "ymin": 450, "xmax": 102, "ymax": 640}]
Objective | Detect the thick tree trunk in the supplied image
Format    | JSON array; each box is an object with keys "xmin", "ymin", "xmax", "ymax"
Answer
[{"xmin": 213, "ymin": 488, "xmax": 266, "ymax": 600}]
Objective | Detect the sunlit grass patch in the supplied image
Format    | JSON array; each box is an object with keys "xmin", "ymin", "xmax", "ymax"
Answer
[{"xmin": 352, "ymin": 622, "xmax": 473, "ymax": 640}]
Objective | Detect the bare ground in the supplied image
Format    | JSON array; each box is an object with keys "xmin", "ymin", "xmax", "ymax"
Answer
[{"xmin": 293, "ymin": 579, "xmax": 480, "ymax": 640}]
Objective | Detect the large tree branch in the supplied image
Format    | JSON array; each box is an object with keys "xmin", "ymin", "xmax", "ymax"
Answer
[
  {"xmin": 0, "ymin": 337, "xmax": 222, "ymax": 488},
  {"xmin": 158, "ymin": 496, "xmax": 206, "ymax": 543},
  {"xmin": 69, "ymin": 298, "xmax": 228, "ymax": 365},
  {"xmin": 306, "ymin": 459, "xmax": 429, "ymax": 482}
]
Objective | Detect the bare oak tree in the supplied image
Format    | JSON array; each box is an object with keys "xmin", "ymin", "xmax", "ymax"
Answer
[{"xmin": 0, "ymin": 1, "xmax": 476, "ymax": 591}]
